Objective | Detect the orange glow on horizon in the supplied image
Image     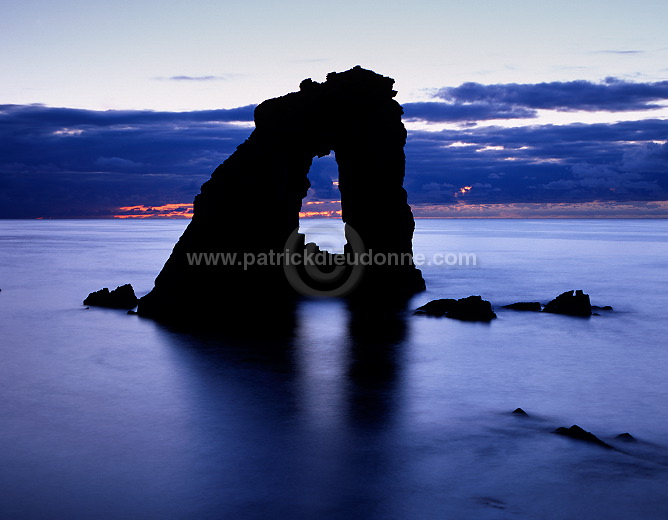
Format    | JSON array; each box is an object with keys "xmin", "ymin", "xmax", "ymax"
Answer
[
  {"xmin": 299, "ymin": 210, "xmax": 343, "ymax": 218},
  {"xmin": 304, "ymin": 200, "xmax": 342, "ymax": 205},
  {"xmin": 114, "ymin": 203, "xmax": 194, "ymax": 219},
  {"xmin": 113, "ymin": 201, "xmax": 344, "ymax": 219},
  {"xmin": 109, "ymin": 199, "xmax": 668, "ymax": 220}
]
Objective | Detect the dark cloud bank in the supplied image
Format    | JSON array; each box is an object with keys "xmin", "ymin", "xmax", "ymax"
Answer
[{"xmin": 1, "ymin": 77, "xmax": 667, "ymax": 218}]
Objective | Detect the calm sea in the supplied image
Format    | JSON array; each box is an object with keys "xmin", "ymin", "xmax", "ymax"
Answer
[{"xmin": 1, "ymin": 218, "xmax": 667, "ymax": 519}]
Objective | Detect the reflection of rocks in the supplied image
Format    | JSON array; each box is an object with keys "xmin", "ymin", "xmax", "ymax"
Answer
[
  {"xmin": 543, "ymin": 290, "xmax": 592, "ymax": 317},
  {"xmin": 84, "ymin": 284, "xmax": 138, "ymax": 309},
  {"xmin": 415, "ymin": 295, "xmax": 496, "ymax": 322},
  {"xmin": 553, "ymin": 424, "xmax": 613, "ymax": 448},
  {"xmin": 138, "ymin": 66, "xmax": 424, "ymax": 323},
  {"xmin": 503, "ymin": 302, "xmax": 542, "ymax": 312}
]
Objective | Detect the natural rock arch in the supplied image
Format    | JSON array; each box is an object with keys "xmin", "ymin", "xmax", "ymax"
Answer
[{"xmin": 138, "ymin": 66, "xmax": 425, "ymax": 323}]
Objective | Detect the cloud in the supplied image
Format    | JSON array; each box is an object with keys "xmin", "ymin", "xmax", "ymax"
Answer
[
  {"xmin": 404, "ymin": 118, "xmax": 668, "ymax": 205},
  {"xmin": 156, "ymin": 74, "xmax": 237, "ymax": 81},
  {"xmin": 621, "ymin": 140, "xmax": 668, "ymax": 172},
  {"xmin": 592, "ymin": 50, "xmax": 643, "ymax": 55},
  {"xmin": 403, "ymin": 102, "xmax": 536, "ymax": 122},
  {"xmin": 432, "ymin": 78, "xmax": 668, "ymax": 112},
  {"xmin": 0, "ymin": 104, "xmax": 255, "ymax": 217},
  {"xmin": 2, "ymin": 102, "xmax": 668, "ymax": 218},
  {"xmin": 95, "ymin": 157, "xmax": 145, "ymax": 169},
  {"xmin": 0, "ymin": 103, "xmax": 255, "ymax": 126}
]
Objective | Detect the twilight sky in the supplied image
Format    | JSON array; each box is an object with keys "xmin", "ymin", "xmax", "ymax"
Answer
[{"xmin": 2, "ymin": 0, "xmax": 668, "ymax": 218}]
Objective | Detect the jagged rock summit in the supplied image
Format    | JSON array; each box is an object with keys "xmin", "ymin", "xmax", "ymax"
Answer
[
  {"xmin": 84, "ymin": 284, "xmax": 138, "ymax": 309},
  {"xmin": 543, "ymin": 290, "xmax": 592, "ymax": 317},
  {"xmin": 553, "ymin": 424, "xmax": 613, "ymax": 449},
  {"xmin": 138, "ymin": 66, "xmax": 425, "ymax": 323}
]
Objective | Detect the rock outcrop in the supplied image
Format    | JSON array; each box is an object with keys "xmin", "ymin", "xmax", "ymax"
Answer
[
  {"xmin": 543, "ymin": 290, "xmax": 592, "ymax": 317},
  {"xmin": 413, "ymin": 298, "xmax": 457, "ymax": 317},
  {"xmin": 415, "ymin": 295, "xmax": 496, "ymax": 322},
  {"xmin": 138, "ymin": 67, "xmax": 424, "ymax": 323},
  {"xmin": 553, "ymin": 424, "xmax": 613, "ymax": 448},
  {"xmin": 84, "ymin": 284, "xmax": 138, "ymax": 309},
  {"xmin": 615, "ymin": 432, "xmax": 637, "ymax": 442}
]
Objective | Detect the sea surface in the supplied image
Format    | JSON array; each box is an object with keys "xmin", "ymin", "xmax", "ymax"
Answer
[{"xmin": 1, "ymin": 218, "xmax": 668, "ymax": 519}]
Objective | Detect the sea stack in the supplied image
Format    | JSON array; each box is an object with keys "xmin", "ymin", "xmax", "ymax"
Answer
[{"xmin": 138, "ymin": 66, "xmax": 425, "ymax": 323}]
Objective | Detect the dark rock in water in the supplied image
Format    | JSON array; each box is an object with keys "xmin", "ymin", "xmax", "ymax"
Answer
[
  {"xmin": 511, "ymin": 407, "xmax": 529, "ymax": 416},
  {"xmin": 415, "ymin": 295, "xmax": 496, "ymax": 322},
  {"xmin": 503, "ymin": 302, "xmax": 542, "ymax": 312},
  {"xmin": 138, "ymin": 66, "xmax": 425, "ymax": 324},
  {"xmin": 447, "ymin": 295, "xmax": 497, "ymax": 322},
  {"xmin": 553, "ymin": 425, "xmax": 613, "ymax": 448},
  {"xmin": 414, "ymin": 298, "xmax": 457, "ymax": 317},
  {"xmin": 84, "ymin": 284, "xmax": 138, "ymax": 309},
  {"xmin": 615, "ymin": 432, "xmax": 637, "ymax": 442},
  {"xmin": 543, "ymin": 290, "xmax": 592, "ymax": 317},
  {"xmin": 592, "ymin": 305, "xmax": 613, "ymax": 311},
  {"xmin": 127, "ymin": 310, "xmax": 138, "ymax": 315}
]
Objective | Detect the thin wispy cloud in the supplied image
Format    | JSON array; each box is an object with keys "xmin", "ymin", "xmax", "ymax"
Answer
[
  {"xmin": 155, "ymin": 74, "xmax": 238, "ymax": 81},
  {"xmin": 592, "ymin": 50, "xmax": 644, "ymax": 55}
]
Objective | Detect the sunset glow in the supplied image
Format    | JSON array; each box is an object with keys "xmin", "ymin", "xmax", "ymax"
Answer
[
  {"xmin": 114, "ymin": 203, "xmax": 194, "ymax": 219},
  {"xmin": 112, "ymin": 200, "xmax": 347, "ymax": 219},
  {"xmin": 455, "ymin": 186, "xmax": 473, "ymax": 197},
  {"xmin": 108, "ymin": 200, "xmax": 668, "ymax": 220},
  {"xmin": 298, "ymin": 210, "xmax": 343, "ymax": 218}
]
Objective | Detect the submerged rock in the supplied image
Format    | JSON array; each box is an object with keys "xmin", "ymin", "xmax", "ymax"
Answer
[
  {"xmin": 503, "ymin": 302, "xmax": 542, "ymax": 312},
  {"xmin": 553, "ymin": 424, "xmax": 613, "ymax": 448},
  {"xmin": 511, "ymin": 407, "xmax": 529, "ymax": 416},
  {"xmin": 84, "ymin": 284, "xmax": 138, "ymax": 309},
  {"xmin": 415, "ymin": 295, "xmax": 496, "ymax": 322},
  {"xmin": 615, "ymin": 432, "xmax": 637, "ymax": 442},
  {"xmin": 543, "ymin": 290, "xmax": 592, "ymax": 317}
]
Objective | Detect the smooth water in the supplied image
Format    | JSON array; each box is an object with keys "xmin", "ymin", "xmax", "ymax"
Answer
[{"xmin": 1, "ymin": 219, "xmax": 667, "ymax": 519}]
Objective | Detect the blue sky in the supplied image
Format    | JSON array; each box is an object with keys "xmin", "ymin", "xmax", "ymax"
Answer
[{"xmin": 2, "ymin": 0, "xmax": 668, "ymax": 217}]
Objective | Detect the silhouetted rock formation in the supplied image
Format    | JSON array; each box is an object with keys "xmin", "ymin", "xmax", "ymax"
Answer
[
  {"xmin": 543, "ymin": 290, "xmax": 592, "ymax": 317},
  {"xmin": 503, "ymin": 302, "xmax": 542, "ymax": 312},
  {"xmin": 415, "ymin": 295, "xmax": 496, "ymax": 322},
  {"xmin": 84, "ymin": 284, "xmax": 138, "ymax": 309},
  {"xmin": 615, "ymin": 432, "xmax": 637, "ymax": 442},
  {"xmin": 553, "ymin": 425, "xmax": 613, "ymax": 448},
  {"xmin": 511, "ymin": 407, "xmax": 529, "ymax": 416},
  {"xmin": 138, "ymin": 66, "xmax": 424, "ymax": 323},
  {"xmin": 414, "ymin": 298, "xmax": 457, "ymax": 317},
  {"xmin": 448, "ymin": 296, "xmax": 497, "ymax": 321}
]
